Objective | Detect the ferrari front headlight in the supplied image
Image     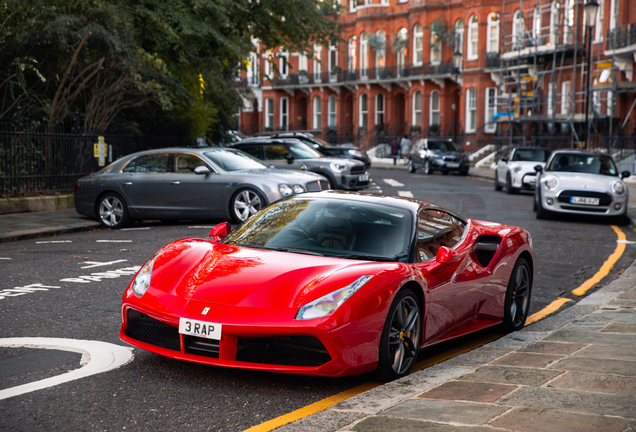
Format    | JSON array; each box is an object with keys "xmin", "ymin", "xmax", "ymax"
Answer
[
  {"xmin": 296, "ymin": 275, "xmax": 373, "ymax": 320},
  {"xmin": 131, "ymin": 249, "xmax": 163, "ymax": 297},
  {"xmin": 612, "ymin": 181, "xmax": 625, "ymax": 195}
]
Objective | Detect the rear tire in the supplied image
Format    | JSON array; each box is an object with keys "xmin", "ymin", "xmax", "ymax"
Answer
[
  {"xmin": 373, "ymin": 288, "xmax": 422, "ymax": 382},
  {"xmin": 408, "ymin": 159, "xmax": 416, "ymax": 173},
  {"xmin": 97, "ymin": 192, "xmax": 129, "ymax": 229},
  {"xmin": 503, "ymin": 258, "xmax": 532, "ymax": 332}
]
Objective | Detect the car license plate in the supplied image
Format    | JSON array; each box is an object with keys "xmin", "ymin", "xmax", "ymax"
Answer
[
  {"xmin": 446, "ymin": 162, "xmax": 460, "ymax": 168},
  {"xmin": 570, "ymin": 196, "xmax": 600, "ymax": 205},
  {"xmin": 179, "ymin": 317, "xmax": 222, "ymax": 339},
  {"xmin": 359, "ymin": 173, "xmax": 369, "ymax": 182}
]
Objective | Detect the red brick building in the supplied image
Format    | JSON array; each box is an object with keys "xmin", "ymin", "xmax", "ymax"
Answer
[{"xmin": 237, "ymin": 0, "xmax": 636, "ymax": 152}]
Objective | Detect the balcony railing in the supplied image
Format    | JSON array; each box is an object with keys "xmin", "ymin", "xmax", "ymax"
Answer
[{"xmin": 606, "ymin": 24, "xmax": 636, "ymax": 51}]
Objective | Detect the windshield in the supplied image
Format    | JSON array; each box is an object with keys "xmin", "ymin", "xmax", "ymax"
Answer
[
  {"xmin": 203, "ymin": 149, "xmax": 269, "ymax": 171},
  {"xmin": 428, "ymin": 140, "xmax": 461, "ymax": 152},
  {"xmin": 513, "ymin": 148, "xmax": 549, "ymax": 162},
  {"xmin": 287, "ymin": 142, "xmax": 324, "ymax": 159},
  {"xmin": 315, "ymin": 137, "xmax": 335, "ymax": 147},
  {"xmin": 546, "ymin": 153, "xmax": 618, "ymax": 176},
  {"xmin": 223, "ymin": 197, "xmax": 412, "ymax": 261}
]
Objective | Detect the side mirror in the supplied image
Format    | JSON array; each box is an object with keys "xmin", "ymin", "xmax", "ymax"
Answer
[
  {"xmin": 435, "ymin": 246, "xmax": 458, "ymax": 265},
  {"xmin": 209, "ymin": 222, "xmax": 231, "ymax": 241},
  {"xmin": 501, "ymin": 157, "xmax": 509, "ymax": 163},
  {"xmin": 284, "ymin": 153, "xmax": 294, "ymax": 164},
  {"xmin": 534, "ymin": 164, "xmax": 543, "ymax": 173},
  {"xmin": 621, "ymin": 171, "xmax": 631, "ymax": 179},
  {"xmin": 194, "ymin": 166, "xmax": 211, "ymax": 175}
]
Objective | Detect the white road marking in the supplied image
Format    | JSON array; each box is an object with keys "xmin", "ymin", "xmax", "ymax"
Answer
[
  {"xmin": 617, "ymin": 240, "xmax": 636, "ymax": 244},
  {"xmin": 78, "ymin": 260, "xmax": 128, "ymax": 269},
  {"xmin": 0, "ymin": 284, "xmax": 62, "ymax": 300},
  {"xmin": 0, "ymin": 257, "xmax": 11, "ymax": 260},
  {"xmin": 96, "ymin": 240, "xmax": 132, "ymax": 243},
  {"xmin": 60, "ymin": 266, "xmax": 140, "ymax": 284},
  {"xmin": 121, "ymin": 227, "xmax": 150, "ymax": 231},
  {"xmin": 0, "ymin": 338, "xmax": 133, "ymax": 401},
  {"xmin": 383, "ymin": 179, "xmax": 405, "ymax": 187},
  {"xmin": 36, "ymin": 240, "xmax": 72, "ymax": 244},
  {"xmin": 398, "ymin": 191, "xmax": 414, "ymax": 198}
]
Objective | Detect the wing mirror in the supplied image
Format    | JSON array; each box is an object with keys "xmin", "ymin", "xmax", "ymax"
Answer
[
  {"xmin": 621, "ymin": 171, "xmax": 631, "ymax": 179},
  {"xmin": 435, "ymin": 246, "xmax": 458, "ymax": 265},
  {"xmin": 534, "ymin": 164, "xmax": 543, "ymax": 173},
  {"xmin": 209, "ymin": 222, "xmax": 231, "ymax": 241},
  {"xmin": 501, "ymin": 157, "xmax": 509, "ymax": 163},
  {"xmin": 284, "ymin": 153, "xmax": 294, "ymax": 164},
  {"xmin": 194, "ymin": 166, "xmax": 211, "ymax": 175}
]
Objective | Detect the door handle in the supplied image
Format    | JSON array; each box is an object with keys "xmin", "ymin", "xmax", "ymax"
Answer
[
  {"xmin": 171, "ymin": 181, "xmax": 181, "ymax": 185},
  {"xmin": 122, "ymin": 182, "xmax": 132, "ymax": 186}
]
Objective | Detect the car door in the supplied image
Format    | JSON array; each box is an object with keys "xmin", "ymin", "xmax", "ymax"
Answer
[
  {"xmin": 119, "ymin": 153, "xmax": 172, "ymax": 216},
  {"xmin": 497, "ymin": 148, "xmax": 514, "ymax": 181},
  {"xmin": 413, "ymin": 209, "xmax": 485, "ymax": 343},
  {"xmin": 163, "ymin": 152, "xmax": 220, "ymax": 216},
  {"xmin": 411, "ymin": 140, "xmax": 425, "ymax": 166}
]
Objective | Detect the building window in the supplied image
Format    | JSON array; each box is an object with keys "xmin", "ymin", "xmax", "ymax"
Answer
[
  {"xmin": 466, "ymin": 88, "xmax": 476, "ymax": 132},
  {"xmin": 592, "ymin": 80, "xmax": 601, "ymax": 114},
  {"xmin": 361, "ymin": 33, "xmax": 369, "ymax": 78},
  {"xmin": 349, "ymin": 0, "xmax": 356, "ymax": 12},
  {"xmin": 564, "ymin": 0, "xmax": 574, "ymax": 44},
  {"xmin": 314, "ymin": 45, "xmax": 322, "ymax": 83},
  {"xmin": 607, "ymin": 90, "xmax": 614, "ymax": 116},
  {"xmin": 487, "ymin": 13, "xmax": 499, "ymax": 53},
  {"xmin": 609, "ymin": 0, "xmax": 617, "ymax": 30},
  {"xmin": 264, "ymin": 51, "xmax": 275, "ymax": 79},
  {"xmin": 513, "ymin": 10, "xmax": 524, "ymax": 49},
  {"xmin": 248, "ymin": 52, "xmax": 259, "ymax": 86},
  {"xmin": 280, "ymin": 97, "xmax": 288, "ymax": 131},
  {"xmin": 485, "ymin": 88, "xmax": 496, "ymax": 133},
  {"xmin": 561, "ymin": 81, "xmax": 570, "ymax": 115},
  {"xmin": 299, "ymin": 53, "xmax": 308, "ymax": 83},
  {"xmin": 359, "ymin": 93, "xmax": 368, "ymax": 128},
  {"xmin": 533, "ymin": 7, "xmax": 542, "ymax": 45},
  {"xmin": 329, "ymin": 95, "xmax": 337, "ymax": 127},
  {"xmin": 455, "ymin": 19, "xmax": 464, "ymax": 54},
  {"xmin": 594, "ymin": 0, "xmax": 603, "ymax": 41},
  {"xmin": 348, "ymin": 36, "xmax": 357, "ymax": 73},
  {"xmin": 550, "ymin": 2, "xmax": 560, "ymax": 44},
  {"xmin": 396, "ymin": 28, "xmax": 408, "ymax": 76},
  {"xmin": 329, "ymin": 44, "xmax": 338, "ymax": 82},
  {"xmin": 412, "ymin": 90, "xmax": 422, "ymax": 126},
  {"xmin": 430, "ymin": 90, "xmax": 440, "ymax": 126},
  {"xmin": 430, "ymin": 22, "xmax": 441, "ymax": 65},
  {"xmin": 313, "ymin": 96, "xmax": 322, "ymax": 129},
  {"xmin": 376, "ymin": 93, "xmax": 385, "ymax": 127},
  {"xmin": 468, "ymin": 15, "xmax": 479, "ymax": 59},
  {"xmin": 413, "ymin": 23, "xmax": 423, "ymax": 66},
  {"xmin": 376, "ymin": 30, "xmax": 386, "ymax": 73},
  {"xmin": 265, "ymin": 98, "xmax": 274, "ymax": 130},
  {"xmin": 279, "ymin": 51, "xmax": 288, "ymax": 78},
  {"xmin": 547, "ymin": 81, "xmax": 554, "ymax": 116}
]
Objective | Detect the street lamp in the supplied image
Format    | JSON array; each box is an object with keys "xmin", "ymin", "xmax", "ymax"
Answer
[
  {"xmin": 584, "ymin": 0, "xmax": 599, "ymax": 149},
  {"xmin": 453, "ymin": 50, "xmax": 462, "ymax": 144}
]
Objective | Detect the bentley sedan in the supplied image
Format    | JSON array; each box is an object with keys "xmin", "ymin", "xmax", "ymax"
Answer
[
  {"xmin": 120, "ymin": 191, "xmax": 534, "ymax": 381},
  {"xmin": 74, "ymin": 147, "xmax": 330, "ymax": 228}
]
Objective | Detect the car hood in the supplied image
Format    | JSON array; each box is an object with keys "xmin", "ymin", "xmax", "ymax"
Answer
[
  {"xmin": 148, "ymin": 239, "xmax": 384, "ymax": 309},
  {"xmin": 429, "ymin": 150, "xmax": 465, "ymax": 158},
  {"xmin": 545, "ymin": 171, "xmax": 621, "ymax": 190},
  {"xmin": 299, "ymin": 157, "xmax": 363, "ymax": 169}
]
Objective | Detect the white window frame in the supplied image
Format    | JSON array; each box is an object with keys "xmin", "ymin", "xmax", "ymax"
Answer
[
  {"xmin": 329, "ymin": 44, "xmax": 338, "ymax": 82},
  {"xmin": 313, "ymin": 96, "xmax": 322, "ymax": 129},
  {"xmin": 512, "ymin": 10, "xmax": 524, "ymax": 49},
  {"xmin": 466, "ymin": 88, "xmax": 477, "ymax": 133},
  {"xmin": 396, "ymin": 28, "xmax": 408, "ymax": 76},
  {"xmin": 313, "ymin": 45, "xmax": 322, "ymax": 83},
  {"xmin": 430, "ymin": 25, "xmax": 441, "ymax": 65},
  {"xmin": 376, "ymin": 93, "xmax": 385, "ymax": 127},
  {"xmin": 280, "ymin": 97, "xmax": 289, "ymax": 131},
  {"xmin": 609, "ymin": 0, "xmax": 618, "ymax": 30},
  {"xmin": 594, "ymin": 0, "xmax": 603, "ymax": 42},
  {"xmin": 487, "ymin": 13, "xmax": 499, "ymax": 53},
  {"xmin": 413, "ymin": 24, "xmax": 423, "ymax": 66},
  {"xmin": 485, "ymin": 87, "xmax": 497, "ymax": 133},
  {"xmin": 430, "ymin": 90, "xmax": 440, "ymax": 126},
  {"xmin": 265, "ymin": 98, "xmax": 274, "ymax": 129},
  {"xmin": 592, "ymin": 81, "xmax": 601, "ymax": 114},
  {"xmin": 547, "ymin": 81, "xmax": 554, "ymax": 116},
  {"xmin": 468, "ymin": 16, "xmax": 479, "ymax": 60},
  {"xmin": 360, "ymin": 33, "xmax": 369, "ymax": 78},
  {"xmin": 564, "ymin": 0, "xmax": 574, "ymax": 44},
  {"xmin": 533, "ymin": 7, "xmax": 542, "ymax": 45},
  {"xmin": 264, "ymin": 52, "xmax": 274, "ymax": 79},
  {"xmin": 412, "ymin": 90, "xmax": 422, "ymax": 126},
  {"xmin": 328, "ymin": 95, "xmax": 337, "ymax": 128},
  {"xmin": 279, "ymin": 51, "xmax": 289, "ymax": 78},
  {"xmin": 561, "ymin": 80, "xmax": 570, "ymax": 115},
  {"xmin": 455, "ymin": 19, "xmax": 464, "ymax": 54},
  {"xmin": 348, "ymin": 36, "xmax": 357, "ymax": 72},
  {"xmin": 607, "ymin": 90, "xmax": 614, "ymax": 116},
  {"xmin": 550, "ymin": 2, "xmax": 560, "ymax": 45},
  {"xmin": 359, "ymin": 93, "xmax": 368, "ymax": 128},
  {"xmin": 247, "ymin": 52, "xmax": 259, "ymax": 86}
]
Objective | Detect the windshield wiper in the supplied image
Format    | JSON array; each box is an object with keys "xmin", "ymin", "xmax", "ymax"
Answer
[
  {"xmin": 337, "ymin": 254, "xmax": 396, "ymax": 262},
  {"xmin": 257, "ymin": 246, "xmax": 325, "ymax": 256}
]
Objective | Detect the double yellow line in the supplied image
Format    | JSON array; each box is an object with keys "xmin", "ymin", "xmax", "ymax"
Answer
[{"xmin": 244, "ymin": 225, "xmax": 627, "ymax": 432}]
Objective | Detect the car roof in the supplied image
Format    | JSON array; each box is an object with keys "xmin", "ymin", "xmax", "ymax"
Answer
[
  {"xmin": 234, "ymin": 138, "xmax": 305, "ymax": 145},
  {"xmin": 550, "ymin": 150, "xmax": 613, "ymax": 157}
]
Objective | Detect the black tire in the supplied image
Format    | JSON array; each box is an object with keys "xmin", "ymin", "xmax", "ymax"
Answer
[
  {"xmin": 442, "ymin": 170, "xmax": 449, "ymax": 175},
  {"xmin": 97, "ymin": 192, "xmax": 129, "ymax": 229},
  {"xmin": 423, "ymin": 160, "xmax": 431, "ymax": 175},
  {"xmin": 373, "ymin": 288, "xmax": 422, "ymax": 382},
  {"xmin": 408, "ymin": 159, "xmax": 416, "ymax": 173},
  {"xmin": 494, "ymin": 172, "xmax": 503, "ymax": 191},
  {"xmin": 535, "ymin": 190, "xmax": 549, "ymax": 220},
  {"xmin": 503, "ymin": 258, "xmax": 532, "ymax": 332},
  {"xmin": 312, "ymin": 171, "xmax": 335, "ymax": 190},
  {"xmin": 230, "ymin": 188, "xmax": 264, "ymax": 223},
  {"xmin": 506, "ymin": 172, "xmax": 517, "ymax": 194},
  {"xmin": 459, "ymin": 168, "xmax": 469, "ymax": 176}
]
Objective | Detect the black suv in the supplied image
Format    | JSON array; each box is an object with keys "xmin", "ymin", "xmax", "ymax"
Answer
[{"xmin": 271, "ymin": 132, "xmax": 371, "ymax": 169}]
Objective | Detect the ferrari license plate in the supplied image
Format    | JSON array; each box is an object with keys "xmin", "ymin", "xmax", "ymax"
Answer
[
  {"xmin": 570, "ymin": 196, "xmax": 600, "ymax": 205},
  {"xmin": 446, "ymin": 162, "xmax": 460, "ymax": 168},
  {"xmin": 179, "ymin": 318, "xmax": 222, "ymax": 339},
  {"xmin": 359, "ymin": 173, "xmax": 369, "ymax": 182}
]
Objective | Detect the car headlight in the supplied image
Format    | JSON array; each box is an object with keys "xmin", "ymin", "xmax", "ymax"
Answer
[
  {"xmin": 348, "ymin": 150, "xmax": 363, "ymax": 157},
  {"xmin": 293, "ymin": 184, "xmax": 304, "ymax": 194},
  {"xmin": 544, "ymin": 176, "xmax": 558, "ymax": 190},
  {"xmin": 131, "ymin": 249, "xmax": 163, "ymax": 297},
  {"xmin": 278, "ymin": 184, "xmax": 293, "ymax": 196},
  {"xmin": 613, "ymin": 181, "xmax": 626, "ymax": 195},
  {"xmin": 513, "ymin": 166, "xmax": 522, "ymax": 173},
  {"xmin": 296, "ymin": 275, "xmax": 373, "ymax": 320},
  {"xmin": 330, "ymin": 162, "xmax": 347, "ymax": 172}
]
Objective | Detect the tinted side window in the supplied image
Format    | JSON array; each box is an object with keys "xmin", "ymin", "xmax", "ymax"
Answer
[
  {"xmin": 122, "ymin": 154, "xmax": 170, "ymax": 173},
  {"xmin": 174, "ymin": 154, "xmax": 207, "ymax": 173},
  {"xmin": 238, "ymin": 146, "xmax": 262, "ymax": 159},
  {"xmin": 263, "ymin": 144, "xmax": 289, "ymax": 160},
  {"xmin": 416, "ymin": 209, "xmax": 466, "ymax": 262}
]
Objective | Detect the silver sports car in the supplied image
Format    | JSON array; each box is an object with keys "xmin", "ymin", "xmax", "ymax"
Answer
[{"xmin": 74, "ymin": 147, "xmax": 330, "ymax": 228}]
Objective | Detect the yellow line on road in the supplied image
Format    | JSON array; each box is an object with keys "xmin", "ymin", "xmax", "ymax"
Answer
[
  {"xmin": 572, "ymin": 225, "xmax": 625, "ymax": 296},
  {"xmin": 526, "ymin": 298, "xmax": 572, "ymax": 325}
]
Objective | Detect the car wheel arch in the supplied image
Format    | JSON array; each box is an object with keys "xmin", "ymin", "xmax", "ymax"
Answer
[
  {"xmin": 229, "ymin": 187, "xmax": 268, "ymax": 223},
  {"xmin": 309, "ymin": 169, "xmax": 336, "ymax": 188},
  {"xmin": 95, "ymin": 190, "xmax": 131, "ymax": 214}
]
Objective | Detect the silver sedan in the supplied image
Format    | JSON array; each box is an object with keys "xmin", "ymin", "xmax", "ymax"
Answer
[{"xmin": 74, "ymin": 147, "xmax": 330, "ymax": 228}]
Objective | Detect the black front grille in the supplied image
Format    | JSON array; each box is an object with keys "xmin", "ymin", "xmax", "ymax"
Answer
[
  {"xmin": 350, "ymin": 166, "xmax": 366, "ymax": 175},
  {"xmin": 183, "ymin": 335, "xmax": 220, "ymax": 358},
  {"xmin": 560, "ymin": 205, "xmax": 609, "ymax": 213},
  {"xmin": 557, "ymin": 190, "xmax": 612, "ymax": 206},
  {"xmin": 236, "ymin": 336, "xmax": 331, "ymax": 367},
  {"xmin": 126, "ymin": 309, "xmax": 180, "ymax": 351}
]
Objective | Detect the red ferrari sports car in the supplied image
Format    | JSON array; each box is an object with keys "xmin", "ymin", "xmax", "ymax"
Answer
[{"xmin": 120, "ymin": 191, "xmax": 533, "ymax": 381}]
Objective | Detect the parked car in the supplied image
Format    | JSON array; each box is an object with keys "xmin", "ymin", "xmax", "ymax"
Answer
[
  {"xmin": 233, "ymin": 138, "xmax": 369, "ymax": 191},
  {"xmin": 74, "ymin": 147, "xmax": 330, "ymax": 228},
  {"xmin": 120, "ymin": 190, "xmax": 534, "ymax": 381},
  {"xmin": 408, "ymin": 138, "xmax": 470, "ymax": 175},
  {"xmin": 495, "ymin": 147, "xmax": 550, "ymax": 194},
  {"xmin": 534, "ymin": 150, "xmax": 630, "ymax": 222},
  {"xmin": 271, "ymin": 132, "xmax": 372, "ymax": 168}
]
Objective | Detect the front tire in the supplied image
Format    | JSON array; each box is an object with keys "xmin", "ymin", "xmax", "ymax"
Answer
[
  {"xmin": 373, "ymin": 288, "xmax": 422, "ymax": 382},
  {"xmin": 408, "ymin": 159, "xmax": 416, "ymax": 173},
  {"xmin": 506, "ymin": 172, "xmax": 517, "ymax": 194},
  {"xmin": 97, "ymin": 192, "xmax": 129, "ymax": 229},
  {"xmin": 231, "ymin": 188, "xmax": 264, "ymax": 223},
  {"xmin": 503, "ymin": 258, "xmax": 532, "ymax": 332},
  {"xmin": 423, "ymin": 160, "xmax": 431, "ymax": 175},
  {"xmin": 494, "ymin": 172, "xmax": 503, "ymax": 191},
  {"xmin": 535, "ymin": 190, "xmax": 550, "ymax": 220}
]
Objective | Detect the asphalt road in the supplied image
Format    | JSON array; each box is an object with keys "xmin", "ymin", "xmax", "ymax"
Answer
[{"xmin": 1, "ymin": 168, "xmax": 634, "ymax": 432}]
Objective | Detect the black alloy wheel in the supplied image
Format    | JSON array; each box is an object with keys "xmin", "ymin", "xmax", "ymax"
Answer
[{"xmin": 503, "ymin": 257, "xmax": 532, "ymax": 332}]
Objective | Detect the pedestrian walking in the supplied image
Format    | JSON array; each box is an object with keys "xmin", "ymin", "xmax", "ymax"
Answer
[
  {"xmin": 400, "ymin": 135, "xmax": 411, "ymax": 163},
  {"xmin": 390, "ymin": 137, "xmax": 400, "ymax": 165}
]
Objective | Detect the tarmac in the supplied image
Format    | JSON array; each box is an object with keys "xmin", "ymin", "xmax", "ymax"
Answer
[{"xmin": 1, "ymin": 162, "xmax": 636, "ymax": 432}]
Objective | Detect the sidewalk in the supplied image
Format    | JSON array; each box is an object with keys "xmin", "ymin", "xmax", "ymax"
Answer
[{"xmin": 0, "ymin": 208, "xmax": 100, "ymax": 243}]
